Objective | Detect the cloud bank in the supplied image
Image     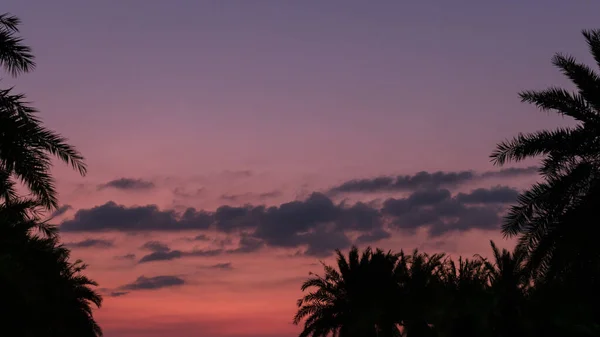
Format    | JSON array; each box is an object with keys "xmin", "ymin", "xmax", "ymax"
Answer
[
  {"xmin": 61, "ymin": 183, "xmax": 520, "ymax": 257},
  {"xmin": 328, "ymin": 166, "xmax": 537, "ymax": 194}
]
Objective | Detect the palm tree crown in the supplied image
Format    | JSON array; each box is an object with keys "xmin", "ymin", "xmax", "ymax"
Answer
[
  {"xmin": 0, "ymin": 12, "xmax": 86, "ymax": 210},
  {"xmin": 0, "ymin": 13, "xmax": 34, "ymax": 76},
  {"xmin": 490, "ymin": 29, "xmax": 600, "ymax": 279},
  {"xmin": 294, "ymin": 247, "xmax": 402, "ymax": 337}
]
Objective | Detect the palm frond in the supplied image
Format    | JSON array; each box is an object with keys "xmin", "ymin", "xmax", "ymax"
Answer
[
  {"xmin": 552, "ymin": 53, "xmax": 600, "ymax": 112},
  {"xmin": 0, "ymin": 13, "xmax": 35, "ymax": 76},
  {"xmin": 490, "ymin": 127, "xmax": 583, "ymax": 166},
  {"xmin": 582, "ymin": 29, "xmax": 600, "ymax": 71},
  {"xmin": 1, "ymin": 87, "xmax": 87, "ymax": 208},
  {"xmin": 519, "ymin": 87, "xmax": 597, "ymax": 123}
]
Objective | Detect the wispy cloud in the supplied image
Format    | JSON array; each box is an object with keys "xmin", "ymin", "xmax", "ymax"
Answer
[
  {"xmin": 328, "ymin": 166, "xmax": 537, "ymax": 195},
  {"xmin": 114, "ymin": 253, "xmax": 136, "ymax": 260},
  {"xmin": 98, "ymin": 178, "xmax": 155, "ymax": 191},
  {"xmin": 64, "ymin": 238, "xmax": 114, "ymax": 248},
  {"xmin": 110, "ymin": 275, "xmax": 186, "ymax": 296},
  {"xmin": 51, "ymin": 204, "xmax": 72, "ymax": 218},
  {"xmin": 205, "ymin": 262, "xmax": 233, "ymax": 270}
]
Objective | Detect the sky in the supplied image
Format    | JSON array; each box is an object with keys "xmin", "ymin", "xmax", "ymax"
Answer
[{"xmin": 2, "ymin": 1, "xmax": 600, "ymax": 336}]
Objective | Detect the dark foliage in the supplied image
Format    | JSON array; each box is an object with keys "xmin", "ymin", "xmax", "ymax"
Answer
[
  {"xmin": 0, "ymin": 12, "xmax": 102, "ymax": 336},
  {"xmin": 295, "ymin": 29, "xmax": 600, "ymax": 337}
]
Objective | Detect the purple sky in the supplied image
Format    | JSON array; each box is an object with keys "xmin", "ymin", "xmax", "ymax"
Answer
[{"xmin": 3, "ymin": 1, "xmax": 599, "ymax": 337}]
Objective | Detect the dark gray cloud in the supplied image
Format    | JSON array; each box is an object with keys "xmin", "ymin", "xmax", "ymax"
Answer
[
  {"xmin": 139, "ymin": 250, "xmax": 183, "ymax": 263},
  {"xmin": 108, "ymin": 291, "xmax": 129, "ymax": 297},
  {"xmin": 226, "ymin": 234, "xmax": 264, "ymax": 253},
  {"xmin": 138, "ymin": 248, "xmax": 223, "ymax": 264},
  {"xmin": 61, "ymin": 201, "xmax": 213, "ymax": 232},
  {"xmin": 480, "ymin": 166, "xmax": 538, "ymax": 179},
  {"xmin": 329, "ymin": 167, "xmax": 536, "ymax": 194},
  {"xmin": 455, "ymin": 186, "xmax": 519, "ymax": 204},
  {"xmin": 381, "ymin": 187, "xmax": 515, "ymax": 236},
  {"xmin": 220, "ymin": 190, "xmax": 282, "ymax": 202},
  {"xmin": 302, "ymin": 229, "xmax": 352, "ymax": 257},
  {"xmin": 51, "ymin": 204, "xmax": 72, "ymax": 218},
  {"xmin": 64, "ymin": 239, "xmax": 114, "ymax": 248},
  {"xmin": 98, "ymin": 178, "xmax": 155, "ymax": 191},
  {"xmin": 115, "ymin": 253, "xmax": 136, "ymax": 260},
  {"xmin": 141, "ymin": 241, "xmax": 170, "ymax": 252},
  {"xmin": 330, "ymin": 171, "xmax": 474, "ymax": 194},
  {"xmin": 355, "ymin": 229, "xmax": 392, "ymax": 244},
  {"xmin": 61, "ymin": 187, "xmax": 519, "ymax": 257},
  {"xmin": 120, "ymin": 275, "xmax": 185, "ymax": 291}
]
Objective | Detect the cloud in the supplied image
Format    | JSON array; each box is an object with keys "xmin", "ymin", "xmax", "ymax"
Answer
[
  {"xmin": 381, "ymin": 187, "xmax": 516, "ymax": 236},
  {"xmin": 51, "ymin": 204, "xmax": 72, "ymax": 218},
  {"xmin": 108, "ymin": 291, "xmax": 129, "ymax": 297},
  {"xmin": 120, "ymin": 275, "xmax": 185, "ymax": 291},
  {"xmin": 98, "ymin": 178, "xmax": 155, "ymax": 191},
  {"xmin": 328, "ymin": 167, "xmax": 537, "ymax": 194},
  {"xmin": 64, "ymin": 239, "xmax": 114, "ymax": 248},
  {"xmin": 61, "ymin": 201, "xmax": 213, "ymax": 232},
  {"xmin": 139, "ymin": 235, "xmax": 263, "ymax": 263},
  {"xmin": 329, "ymin": 171, "xmax": 474, "ymax": 194},
  {"xmin": 139, "ymin": 250, "xmax": 183, "ymax": 263},
  {"xmin": 220, "ymin": 190, "xmax": 282, "ymax": 202},
  {"xmin": 480, "ymin": 166, "xmax": 538, "ymax": 179},
  {"xmin": 220, "ymin": 194, "xmax": 246, "ymax": 202},
  {"xmin": 258, "ymin": 190, "xmax": 283, "ymax": 199},
  {"xmin": 207, "ymin": 262, "xmax": 233, "ymax": 270},
  {"xmin": 138, "ymin": 248, "xmax": 223, "ymax": 264},
  {"xmin": 61, "ymin": 187, "xmax": 519, "ymax": 257},
  {"xmin": 193, "ymin": 234, "xmax": 211, "ymax": 241},
  {"xmin": 455, "ymin": 186, "xmax": 519, "ymax": 204},
  {"xmin": 173, "ymin": 187, "xmax": 204, "ymax": 200},
  {"xmin": 115, "ymin": 253, "xmax": 136, "ymax": 260},
  {"xmin": 355, "ymin": 229, "xmax": 392, "ymax": 244},
  {"xmin": 141, "ymin": 241, "xmax": 171, "ymax": 252},
  {"xmin": 226, "ymin": 234, "xmax": 264, "ymax": 253}
]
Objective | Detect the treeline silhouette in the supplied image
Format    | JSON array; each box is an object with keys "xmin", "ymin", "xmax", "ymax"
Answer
[
  {"xmin": 0, "ymin": 13, "xmax": 102, "ymax": 336},
  {"xmin": 293, "ymin": 30, "xmax": 600, "ymax": 337},
  {"xmin": 2, "ymin": 11, "xmax": 600, "ymax": 337}
]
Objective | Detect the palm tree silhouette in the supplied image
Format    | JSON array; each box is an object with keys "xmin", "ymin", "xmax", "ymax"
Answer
[
  {"xmin": 478, "ymin": 241, "xmax": 529, "ymax": 337},
  {"xmin": 397, "ymin": 250, "xmax": 446, "ymax": 337},
  {"xmin": 1, "ymin": 12, "xmax": 86, "ymax": 210},
  {"xmin": 0, "ymin": 13, "xmax": 34, "ymax": 76},
  {"xmin": 0, "ymin": 13, "xmax": 102, "ymax": 336},
  {"xmin": 0, "ymin": 206, "xmax": 103, "ymax": 336},
  {"xmin": 490, "ymin": 29, "xmax": 600, "ymax": 280},
  {"xmin": 294, "ymin": 246, "xmax": 403, "ymax": 337},
  {"xmin": 435, "ymin": 256, "xmax": 489, "ymax": 337}
]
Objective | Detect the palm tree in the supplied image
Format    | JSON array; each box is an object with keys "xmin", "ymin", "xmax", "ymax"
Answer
[
  {"xmin": 479, "ymin": 241, "xmax": 529, "ymax": 337},
  {"xmin": 0, "ymin": 13, "xmax": 34, "ymax": 76},
  {"xmin": 0, "ymin": 12, "xmax": 102, "ymax": 336},
  {"xmin": 435, "ymin": 257, "xmax": 490, "ymax": 337},
  {"xmin": 0, "ymin": 209, "xmax": 103, "ymax": 337},
  {"xmin": 0, "ymin": 12, "xmax": 86, "ymax": 210},
  {"xmin": 397, "ymin": 250, "xmax": 446, "ymax": 337},
  {"xmin": 490, "ymin": 29, "xmax": 600, "ymax": 280},
  {"xmin": 293, "ymin": 246, "xmax": 403, "ymax": 337}
]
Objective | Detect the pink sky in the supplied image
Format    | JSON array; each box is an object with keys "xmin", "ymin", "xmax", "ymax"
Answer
[{"xmin": 3, "ymin": 1, "xmax": 600, "ymax": 336}]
